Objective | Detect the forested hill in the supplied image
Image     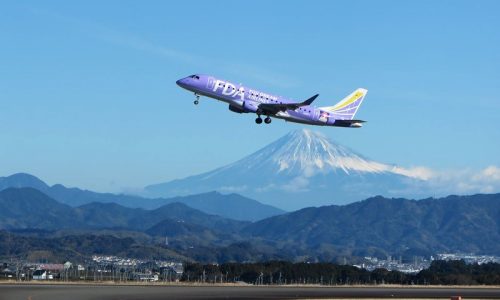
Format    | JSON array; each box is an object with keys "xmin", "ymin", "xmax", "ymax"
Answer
[{"xmin": 244, "ymin": 194, "xmax": 500, "ymax": 255}]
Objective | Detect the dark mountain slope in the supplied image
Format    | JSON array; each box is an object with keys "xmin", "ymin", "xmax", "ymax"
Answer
[
  {"xmin": 153, "ymin": 191, "xmax": 284, "ymax": 221},
  {"xmin": 0, "ymin": 188, "xmax": 79, "ymax": 229},
  {"xmin": 0, "ymin": 230, "xmax": 188, "ymax": 262},
  {"xmin": 0, "ymin": 188, "xmax": 248, "ymax": 234},
  {"xmin": 244, "ymin": 194, "xmax": 500, "ymax": 255}
]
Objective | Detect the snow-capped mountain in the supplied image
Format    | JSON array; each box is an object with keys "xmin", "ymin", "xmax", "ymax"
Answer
[
  {"xmin": 212, "ymin": 129, "xmax": 421, "ymax": 177},
  {"xmin": 145, "ymin": 129, "xmax": 425, "ymax": 210}
]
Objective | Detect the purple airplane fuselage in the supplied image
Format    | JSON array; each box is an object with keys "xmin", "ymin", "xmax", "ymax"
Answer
[{"xmin": 176, "ymin": 74, "xmax": 367, "ymax": 127}]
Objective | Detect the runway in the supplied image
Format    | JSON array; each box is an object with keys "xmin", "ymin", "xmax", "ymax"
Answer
[{"xmin": 0, "ymin": 284, "xmax": 499, "ymax": 300}]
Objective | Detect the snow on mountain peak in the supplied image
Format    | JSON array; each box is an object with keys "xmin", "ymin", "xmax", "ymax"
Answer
[
  {"xmin": 220, "ymin": 129, "xmax": 424, "ymax": 180},
  {"xmin": 204, "ymin": 129, "xmax": 427, "ymax": 182},
  {"xmin": 268, "ymin": 129, "xmax": 389, "ymax": 176}
]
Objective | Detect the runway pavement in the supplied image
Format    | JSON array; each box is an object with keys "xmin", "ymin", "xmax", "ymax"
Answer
[{"xmin": 0, "ymin": 284, "xmax": 499, "ymax": 300}]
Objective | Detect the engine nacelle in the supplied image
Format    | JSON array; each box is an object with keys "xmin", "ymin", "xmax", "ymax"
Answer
[
  {"xmin": 242, "ymin": 100, "xmax": 259, "ymax": 113},
  {"xmin": 228, "ymin": 101, "xmax": 259, "ymax": 114},
  {"xmin": 228, "ymin": 104, "xmax": 246, "ymax": 114}
]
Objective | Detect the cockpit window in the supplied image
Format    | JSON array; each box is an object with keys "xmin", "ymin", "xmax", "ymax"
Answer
[{"xmin": 189, "ymin": 75, "xmax": 200, "ymax": 80}]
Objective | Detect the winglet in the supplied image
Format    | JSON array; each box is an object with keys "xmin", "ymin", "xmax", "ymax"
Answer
[{"xmin": 301, "ymin": 94, "xmax": 319, "ymax": 106}]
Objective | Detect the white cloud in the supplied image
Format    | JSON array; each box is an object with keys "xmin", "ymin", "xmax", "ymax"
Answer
[
  {"xmin": 266, "ymin": 165, "xmax": 500, "ymax": 198},
  {"xmin": 375, "ymin": 166, "xmax": 500, "ymax": 201},
  {"xmin": 280, "ymin": 176, "xmax": 310, "ymax": 193},
  {"xmin": 474, "ymin": 165, "xmax": 500, "ymax": 182},
  {"xmin": 414, "ymin": 165, "xmax": 500, "ymax": 196},
  {"xmin": 390, "ymin": 166, "xmax": 435, "ymax": 180}
]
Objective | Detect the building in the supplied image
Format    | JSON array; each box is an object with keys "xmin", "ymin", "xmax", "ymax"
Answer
[
  {"xmin": 0, "ymin": 267, "xmax": 15, "ymax": 279},
  {"xmin": 32, "ymin": 269, "xmax": 55, "ymax": 280},
  {"xmin": 38, "ymin": 264, "xmax": 64, "ymax": 272},
  {"xmin": 133, "ymin": 273, "xmax": 159, "ymax": 282}
]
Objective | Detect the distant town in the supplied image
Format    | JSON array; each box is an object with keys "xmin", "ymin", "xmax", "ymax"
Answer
[
  {"xmin": 1, "ymin": 253, "xmax": 499, "ymax": 283},
  {"xmin": 357, "ymin": 253, "xmax": 500, "ymax": 274},
  {"xmin": 1, "ymin": 255, "xmax": 183, "ymax": 282}
]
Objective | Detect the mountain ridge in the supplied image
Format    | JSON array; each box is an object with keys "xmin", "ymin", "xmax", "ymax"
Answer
[
  {"xmin": 0, "ymin": 173, "xmax": 283, "ymax": 221},
  {"xmin": 243, "ymin": 193, "xmax": 500, "ymax": 256},
  {"xmin": 1, "ymin": 187, "xmax": 499, "ymax": 261},
  {"xmin": 0, "ymin": 187, "xmax": 249, "ymax": 234}
]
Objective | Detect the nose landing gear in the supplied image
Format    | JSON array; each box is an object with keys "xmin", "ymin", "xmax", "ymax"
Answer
[{"xmin": 194, "ymin": 93, "xmax": 200, "ymax": 105}]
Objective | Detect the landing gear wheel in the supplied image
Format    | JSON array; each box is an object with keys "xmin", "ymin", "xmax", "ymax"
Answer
[
  {"xmin": 255, "ymin": 117, "xmax": 263, "ymax": 124},
  {"xmin": 264, "ymin": 117, "xmax": 272, "ymax": 124},
  {"xmin": 194, "ymin": 100, "xmax": 199, "ymax": 105}
]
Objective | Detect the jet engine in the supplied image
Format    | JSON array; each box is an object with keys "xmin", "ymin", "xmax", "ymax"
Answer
[
  {"xmin": 228, "ymin": 104, "xmax": 245, "ymax": 113},
  {"xmin": 242, "ymin": 100, "xmax": 259, "ymax": 113},
  {"xmin": 228, "ymin": 101, "xmax": 259, "ymax": 114}
]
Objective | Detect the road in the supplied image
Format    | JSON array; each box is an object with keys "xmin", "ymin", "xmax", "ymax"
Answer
[{"xmin": 0, "ymin": 284, "xmax": 499, "ymax": 300}]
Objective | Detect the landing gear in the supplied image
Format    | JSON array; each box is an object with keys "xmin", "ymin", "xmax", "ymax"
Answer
[
  {"xmin": 194, "ymin": 93, "xmax": 200, "ymax": 105},
  {"xmin": 255, "ymin": 116, "xmax": 271, "ymax": 124}
]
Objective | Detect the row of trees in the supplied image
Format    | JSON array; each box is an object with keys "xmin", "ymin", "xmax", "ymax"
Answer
[{"xmin": 182, "ymin": 260, "xmax": 500, "ymax": 285}]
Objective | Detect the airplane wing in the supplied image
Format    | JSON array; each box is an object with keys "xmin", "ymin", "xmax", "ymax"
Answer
[{"xmin": 258, "ymin": 94, "xmax": 319, "ymax": 115}]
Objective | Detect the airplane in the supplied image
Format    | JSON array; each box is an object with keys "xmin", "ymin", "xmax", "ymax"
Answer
[{"xmin": 176, "ymin": 74, "xmax": 367, "ymax": 127}]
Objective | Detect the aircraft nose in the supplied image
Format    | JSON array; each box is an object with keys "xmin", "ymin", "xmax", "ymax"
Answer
[{"xmin": 176, "ymin": 78, "xmax": 190, "ymax": 88}]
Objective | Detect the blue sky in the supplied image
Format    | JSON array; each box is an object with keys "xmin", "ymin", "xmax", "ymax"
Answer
[{"xmin": 1, "ymin": 0, "xmax": 499, "ymax": 192}]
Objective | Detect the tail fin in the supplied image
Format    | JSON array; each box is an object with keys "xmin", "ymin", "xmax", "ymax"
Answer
[{"xmin": 319, "ymin": 88, "xmax": 367, "ymax": 120}]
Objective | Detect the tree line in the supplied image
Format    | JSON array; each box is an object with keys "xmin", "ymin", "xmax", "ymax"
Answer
[{"xmin": 181, "ymin": 260, "xmax": 500, "ymax": 285}]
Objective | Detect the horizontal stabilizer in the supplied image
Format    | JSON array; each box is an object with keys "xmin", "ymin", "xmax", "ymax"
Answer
[{"xmin": 333, "ymin": 119, "xmax": 366, "ymax": 128}]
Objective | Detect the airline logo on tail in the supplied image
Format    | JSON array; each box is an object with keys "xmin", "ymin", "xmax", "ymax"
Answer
[{"xmin": 319, "ymin": 88, "xmax": 367, "ymax": 120}]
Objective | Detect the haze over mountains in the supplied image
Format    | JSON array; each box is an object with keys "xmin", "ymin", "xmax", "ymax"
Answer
[
  {"xmin": 145, "ymin": 129, "xmax": 429, "ymax": 210},
  {"xmin": 0, "ymin": 173, "xmax": 283, "ymax": 222},
  {"xmin": 0, "ymin": 188, "xmax": 246, "ymax": 233},
  {"xmin": 5, "ymin": 130, "xmax": 495, "ymax": 212}
]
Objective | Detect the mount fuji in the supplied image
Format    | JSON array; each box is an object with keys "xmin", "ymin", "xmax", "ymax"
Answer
[{"xmin": 145, "ymin": 130, "xmax": 426, "ymax": 210}]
